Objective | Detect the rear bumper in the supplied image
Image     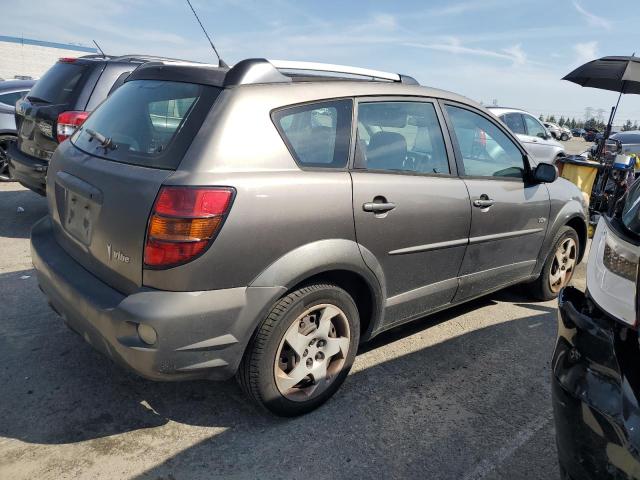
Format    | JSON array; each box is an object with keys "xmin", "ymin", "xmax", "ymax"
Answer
[
  {"xmin": 31, "ymin": 216, "xmax": 285, "ymax": 381},
  {"xmin": 552, "ymin": 287, "xmax": 640, "ymax": 480},
  {"xmin": 7, "ymin": 142, "xmax": 48, "ymax": 195}
]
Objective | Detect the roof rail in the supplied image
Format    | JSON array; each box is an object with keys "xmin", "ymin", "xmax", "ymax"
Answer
[
  {"xmin": 110, "ymin": 54, "xmax": 206, "ymax": 64},
  {"xmin": 223, "ymin": 58, "xmax": 419, "ymax": 86}
]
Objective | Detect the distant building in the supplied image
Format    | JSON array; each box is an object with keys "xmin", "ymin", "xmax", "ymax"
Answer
[{"xmin": 0, "ymin": 35, "xmax": 96, "ymax": 80}]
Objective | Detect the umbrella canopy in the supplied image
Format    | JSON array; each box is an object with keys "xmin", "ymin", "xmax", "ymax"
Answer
[{"xmin": 563, "ymin": 56, "xmax": 640, "ymax": 94}]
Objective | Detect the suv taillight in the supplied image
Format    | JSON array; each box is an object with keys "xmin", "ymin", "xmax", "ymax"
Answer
[
  {"xmin": 144, "ymin": 186, "xmax": 235, "ymax": 267},
  {"xmin": 57, "ymin": 111, "xmax": 89, "ymax": 142}
]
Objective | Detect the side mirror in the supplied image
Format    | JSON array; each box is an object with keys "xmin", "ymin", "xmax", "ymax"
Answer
[{"xmin": 533, "ymin": 162, "xmax": 558, "ymax": 183}]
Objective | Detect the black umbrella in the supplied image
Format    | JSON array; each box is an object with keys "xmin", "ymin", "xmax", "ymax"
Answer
[
  {"xmin": 563, "ymin": 55, "xmax": 640, "ymax": 94},
  {"xmin": 563, "ymin": 55, "xmax": 640, "ymax": 157}
]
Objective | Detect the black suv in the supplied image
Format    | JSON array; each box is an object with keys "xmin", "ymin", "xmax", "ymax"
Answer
[{"xmin": 8, "ymin": 54, "xmax": 194, "ymax": 195}]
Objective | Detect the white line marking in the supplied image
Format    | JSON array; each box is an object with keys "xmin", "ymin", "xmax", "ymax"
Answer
[{"xmin": 461, "ymin": 414, "xmax": 551, "ymax": 480}]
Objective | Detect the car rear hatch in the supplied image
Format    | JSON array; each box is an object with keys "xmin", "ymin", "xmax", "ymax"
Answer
[
  {"xmin": 46, "ymin": 76, "xmax": 222, "ymax": 294},
  {"xmin": 15, "ymin": 59, "xmax": 99, "ymax": 162}
]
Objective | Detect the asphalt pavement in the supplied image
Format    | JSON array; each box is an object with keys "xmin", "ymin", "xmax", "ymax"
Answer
[{"xmin": 0, "ymin": 140, "xmax": 589, "ymax": 480}]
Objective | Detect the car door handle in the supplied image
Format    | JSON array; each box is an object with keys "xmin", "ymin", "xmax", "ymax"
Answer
[
  {"xmin": 363, "ymin": 201, "xmax": 396, "ymax": 213},
  {"xmin": 473, "ymin": 197, "xmax": 495, "ymax": 208}
]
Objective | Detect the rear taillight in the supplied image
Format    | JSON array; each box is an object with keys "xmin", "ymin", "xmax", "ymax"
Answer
[
  {"xmin": 57, "ymin": 111, "xmax": 89, "ymax": 142},
  {"xmin": 144, "ymin": 186, "xmax": 235, "ymax": 267}
]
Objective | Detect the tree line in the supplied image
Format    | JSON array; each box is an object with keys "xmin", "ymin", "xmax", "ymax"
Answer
[{"xmin": 537, "ymin": 114, "xmax": 640, "ymax": 132}]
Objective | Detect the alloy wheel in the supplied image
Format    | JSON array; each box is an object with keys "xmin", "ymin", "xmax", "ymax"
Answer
[
  {"xmin": 274, "ymin": 303, "xmax": 351, "ymax": 402},
  {"xmin": 0, "ymin": 135, "xmax": 14, "ymax": 181},
  {"xmin": 549, "ymin": 238, "xmax": 577, "ymax": 293}
]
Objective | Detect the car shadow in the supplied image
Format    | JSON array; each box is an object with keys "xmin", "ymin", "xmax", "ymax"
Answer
[
  {"xmin": 0, "ymin": 186, "xmax": 48, "ymax": 239},
  {"xmin": 0, "ymin": 267, "xmax": 559, "ymax": 478}
]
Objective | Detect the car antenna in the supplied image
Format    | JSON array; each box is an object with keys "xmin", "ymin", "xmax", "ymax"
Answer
[
  {"xmin": 92, "ymin": 40, "xmax": 106, "ymax": 58},
  {"xmin": 185, "ymin": 0, "xmax": 228, "ymax": 68}
]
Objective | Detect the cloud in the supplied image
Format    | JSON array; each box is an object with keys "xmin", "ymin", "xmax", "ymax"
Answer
[
  {"xmin": 572, "ymin": 1, "xmax": 612, "ymax": 30},
  {"xmin": 574, "ymin": 41, "xmax": 599, "ymax": 64},
  {"xmin": 404, "ymin": 38, "xmax": 528, "ymax": 65}
]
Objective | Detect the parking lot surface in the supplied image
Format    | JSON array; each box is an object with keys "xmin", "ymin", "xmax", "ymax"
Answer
[{"xmin": 0, "ymin": 166, "xmax": 587, "ymax": 479}]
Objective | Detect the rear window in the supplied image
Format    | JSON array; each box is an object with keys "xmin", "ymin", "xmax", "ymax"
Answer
[
  {"xmin": 71, "ymin": 80, "xmax": 221, "ymax": 170},
  {"xmin": 27, "ymin": 62, "xmax": 89, "ymax": 104}
]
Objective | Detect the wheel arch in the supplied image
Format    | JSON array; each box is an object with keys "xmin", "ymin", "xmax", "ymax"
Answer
[{"xmin": 249, "ymin": 239, "xmax": 385, "ymax": 342}]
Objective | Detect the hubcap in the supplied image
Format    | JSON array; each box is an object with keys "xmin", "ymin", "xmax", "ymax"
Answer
[
  {"xmin": 549, "ymin": 238, "xmax": 577, "ymax": 293},
  {"xmin": 274, "ymin": 304, "xmax": 350, "ymax": 401}
]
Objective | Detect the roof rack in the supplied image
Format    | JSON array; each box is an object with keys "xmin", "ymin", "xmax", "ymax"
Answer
[
  {"xmin": 110, "ymin": 54, "xmax": 206, "ymax": 64},
  {"xmin": 223, "ymin": 58, "xmax": 419, "ymax": 86}
]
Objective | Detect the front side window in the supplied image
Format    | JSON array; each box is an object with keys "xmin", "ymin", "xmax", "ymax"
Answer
[
  {"xmin": 524, "ymin": 115, "xmax": 548, "ymax": 138},
  {"xmin": 446, "ymin": 105, "xmax": 524, "ymax": 179},
  {"xmin": 273, "ymin": 99, "xmax": 352, "ymax": 168},
  {"xmin": 357, "ymin": 101, "xmax": 450, "ymax": 174},
  {"xmin": 501, "ymin": 113, "xmax": 526, "ymax": 135}
]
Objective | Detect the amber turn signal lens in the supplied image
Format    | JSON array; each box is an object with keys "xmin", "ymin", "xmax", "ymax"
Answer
[{"xmin": 148, "ymin": 215, "xmax": 222, "ymax": 242}]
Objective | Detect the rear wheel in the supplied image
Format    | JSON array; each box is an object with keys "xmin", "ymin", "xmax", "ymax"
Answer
[
  {"xmin": 0, "ymin": 135, "xmax": 15, "ymax": 181},
  {"xmin": 530, "ymin": 226, "xmax": 579, "ymax": 301},
  {"xmin": 237, "ymin": 283, "xmax": 360, "ymax": 416},
  {"xmin": 560, "ymin": 133, "xmax": 569, "ymax": 141}
]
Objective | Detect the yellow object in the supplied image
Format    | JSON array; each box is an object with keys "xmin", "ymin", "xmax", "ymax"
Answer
[{"xmin": 558, "ymin": 160, "xmax": 600, "ymax": 207}]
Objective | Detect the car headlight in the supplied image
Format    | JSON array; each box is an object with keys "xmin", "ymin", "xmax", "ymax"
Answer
[{"xmin": 587, "ymin": 217, "xmax": 639, "ymax": 326}]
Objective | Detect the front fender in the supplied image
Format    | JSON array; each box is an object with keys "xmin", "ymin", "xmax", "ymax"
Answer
[
  {"xmin": 249, "ymin": 238, "xmax": 386, "ymax": 338},
  {"xmin": 534, "ymin": 179, "xmax": 588, "ymax": 275}
]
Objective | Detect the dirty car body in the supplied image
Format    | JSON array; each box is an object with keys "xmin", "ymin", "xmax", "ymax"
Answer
[
  {"xmin": 31, "ymin": 59, "xmax": 588, "ymax": 414},
  {"xmin": 553, "ymin": 180, "xmax": 640, "ymax": 479}
]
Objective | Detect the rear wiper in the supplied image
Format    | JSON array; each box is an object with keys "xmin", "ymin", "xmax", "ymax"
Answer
[
  {"xmin": 26, "ymin": 95, "xmax": 50, "ymax": 104},
  {"xmin": 85, "ymin": 128, "xmax": 117, "ymax": 150}
]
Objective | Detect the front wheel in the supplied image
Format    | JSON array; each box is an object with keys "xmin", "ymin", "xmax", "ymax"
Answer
[
  {"xmin": 0, "ymin": 135, "xmax": 16, "ymax": 181},
  {"xmin": 530, "ymin": 226, "xmax": 579, "ymax": 301},
  {"xmin": 560, "ymin": 133, "xmax": 569, "ymax": 141},
  {"xmin": 237, "ymin": 283, "xmax": 360, "ymax": 416}
]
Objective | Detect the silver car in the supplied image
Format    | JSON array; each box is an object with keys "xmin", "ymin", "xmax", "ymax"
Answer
[
  {"xmin": 0, "ymin": 79, "xmax": 35, "ymax": 180},
  {"xmin": 489, "ymin": 107, "xmax": 565, "ymax": 164},
  {"xmin": 31, "ymin": 59, "xmax": 587, "ymax": 416}
]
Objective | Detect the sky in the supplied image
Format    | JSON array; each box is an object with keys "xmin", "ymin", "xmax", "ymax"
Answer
[{"xmin": 4, "ymin": 0, "xmax": 640, "ymax": 124}]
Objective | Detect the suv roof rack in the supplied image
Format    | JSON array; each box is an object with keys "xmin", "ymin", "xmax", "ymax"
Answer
[
  {"xmin": 110, "ymin": 54, "xmax": 206, "ymax": 64},
  {"xmin": 223, "ymin": 58, "xmax": 419, "ymax": 86}
]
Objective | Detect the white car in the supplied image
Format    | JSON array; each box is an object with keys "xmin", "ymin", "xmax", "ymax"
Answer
[
  {"xmin": 544, "ymin": 123, "xmax": 571, "ymax": 141},
  {"xmin": 488, "ymin": 107, "xmax": 566, "ymax": 165}
]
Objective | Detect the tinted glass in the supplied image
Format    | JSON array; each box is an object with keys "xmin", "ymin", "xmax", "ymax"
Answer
[
  {"xmin": 501, "ymin": 113, "xmax": 526, "ymax": 135},
  {"xmin": 446, "ymin": 105, "xmax": 524, "ymax": 179},
  {"xmin": 27, "ymin": 62, "xmax": 89, "ymax": 104},
  {"xmin": 0, "ymin": 90, "xmax": 27, "ymax": 106},
  {"xmin": 273, "ymin": 100, "xmax": 352, "ymax": 168},
  {"xmin": 524, "ymin": 115, "xmax": 547, "ymax": 138},
  {"xmin": 612, "ymin": 132, "xmax": 640, "ymax": 144},
  {"xmin": 357, "ymin": 101, "xmax": 449, "ymax": 174},
  {"xmin": 72, "ymin": 80, "xmax": 221, "ymax": 170}
]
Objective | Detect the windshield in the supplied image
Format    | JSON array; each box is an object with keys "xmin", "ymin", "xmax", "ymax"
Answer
[
  {"xmin": 623, "ymin": 180, "xmax": 640, "ymax": 234},
  {"xmin": 71, "ymin": 80, "xmax": 221, "ymax": 170}
]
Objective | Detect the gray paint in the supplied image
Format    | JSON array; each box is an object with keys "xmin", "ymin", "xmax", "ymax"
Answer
[{"xmin": 32, "ymin": 71, "xmax": 588, "ymax": 381}]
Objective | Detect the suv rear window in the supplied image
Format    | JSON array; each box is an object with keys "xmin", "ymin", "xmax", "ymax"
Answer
[
  {"xmin": 71, "ymin": 80, "xmax": 221, "ymax": 170},
  {"xmin": 27, "ymin": 62, "xmax": 89, "ymax": 104}
]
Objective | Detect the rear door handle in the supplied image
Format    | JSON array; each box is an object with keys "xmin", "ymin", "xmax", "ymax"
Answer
[
  {"xmin": 473, "ymin": 196, "xmax": 495, "ymax": 208},
  {"xmin": 363, "ymin": 202, "xmax": 396, "ymax": 213}
]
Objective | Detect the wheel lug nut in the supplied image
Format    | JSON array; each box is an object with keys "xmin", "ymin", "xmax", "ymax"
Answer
[
  {"xmin": 317, "ymin": 340, "xmax": 325, "ymax": 347},
  {"xmin": 303, "ymin": 349, "xmax": 308, "ymax": 357},
  {"xmin": 315, "ymin": 352, "xmax": 324, "ymax": 361},
  {"xmin": 306, "ymin": 358, "xmax": 313, "ymax": 368}
]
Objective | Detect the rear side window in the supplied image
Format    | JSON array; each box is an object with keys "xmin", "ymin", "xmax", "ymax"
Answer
[
  {"xmin": 72, "ymin": 80, "xmax": 221, "ymax": 170},
  {"xmin": 357, "ymin": 101, "xmax": 450, "ymax": 174},
  {"xmin": 273, "ymin": 99, "xmax": 352, "ymax": 168},
  {"xmin": 501, "ymin": 113, "xmax": 526, "ymax": 135},
  {"xmin": 0, "ymin": 90, "xmax": 28, "ymax": 106},
  {"xmin": 27, "ymin": 62, "xmax": 89, "ymax": 104}
]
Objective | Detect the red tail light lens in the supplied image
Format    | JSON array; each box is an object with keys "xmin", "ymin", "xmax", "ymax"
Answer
[
  {"xmin": 57, "ymin": 111, "xmax": 89, "ymax": 142},
  {"xmin": 144, "ymin": 186, "xmax": 234, "ymax": 267}
]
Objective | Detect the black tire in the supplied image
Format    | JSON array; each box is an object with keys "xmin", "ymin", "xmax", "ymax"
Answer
[
  {"xmin": 237, "ymin": 283, "xmax": 360, "ymax": 417},
  {"xmin": 530, "ymin": 226, "xmax": 579, "ymax": 301},
  {"xmin": 0, "ymin": 135, "xmax": 16, "ymax": 182},
  {"xmin": 561, "ymin": 133, "xmax": 569, "ymax": 141}
]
